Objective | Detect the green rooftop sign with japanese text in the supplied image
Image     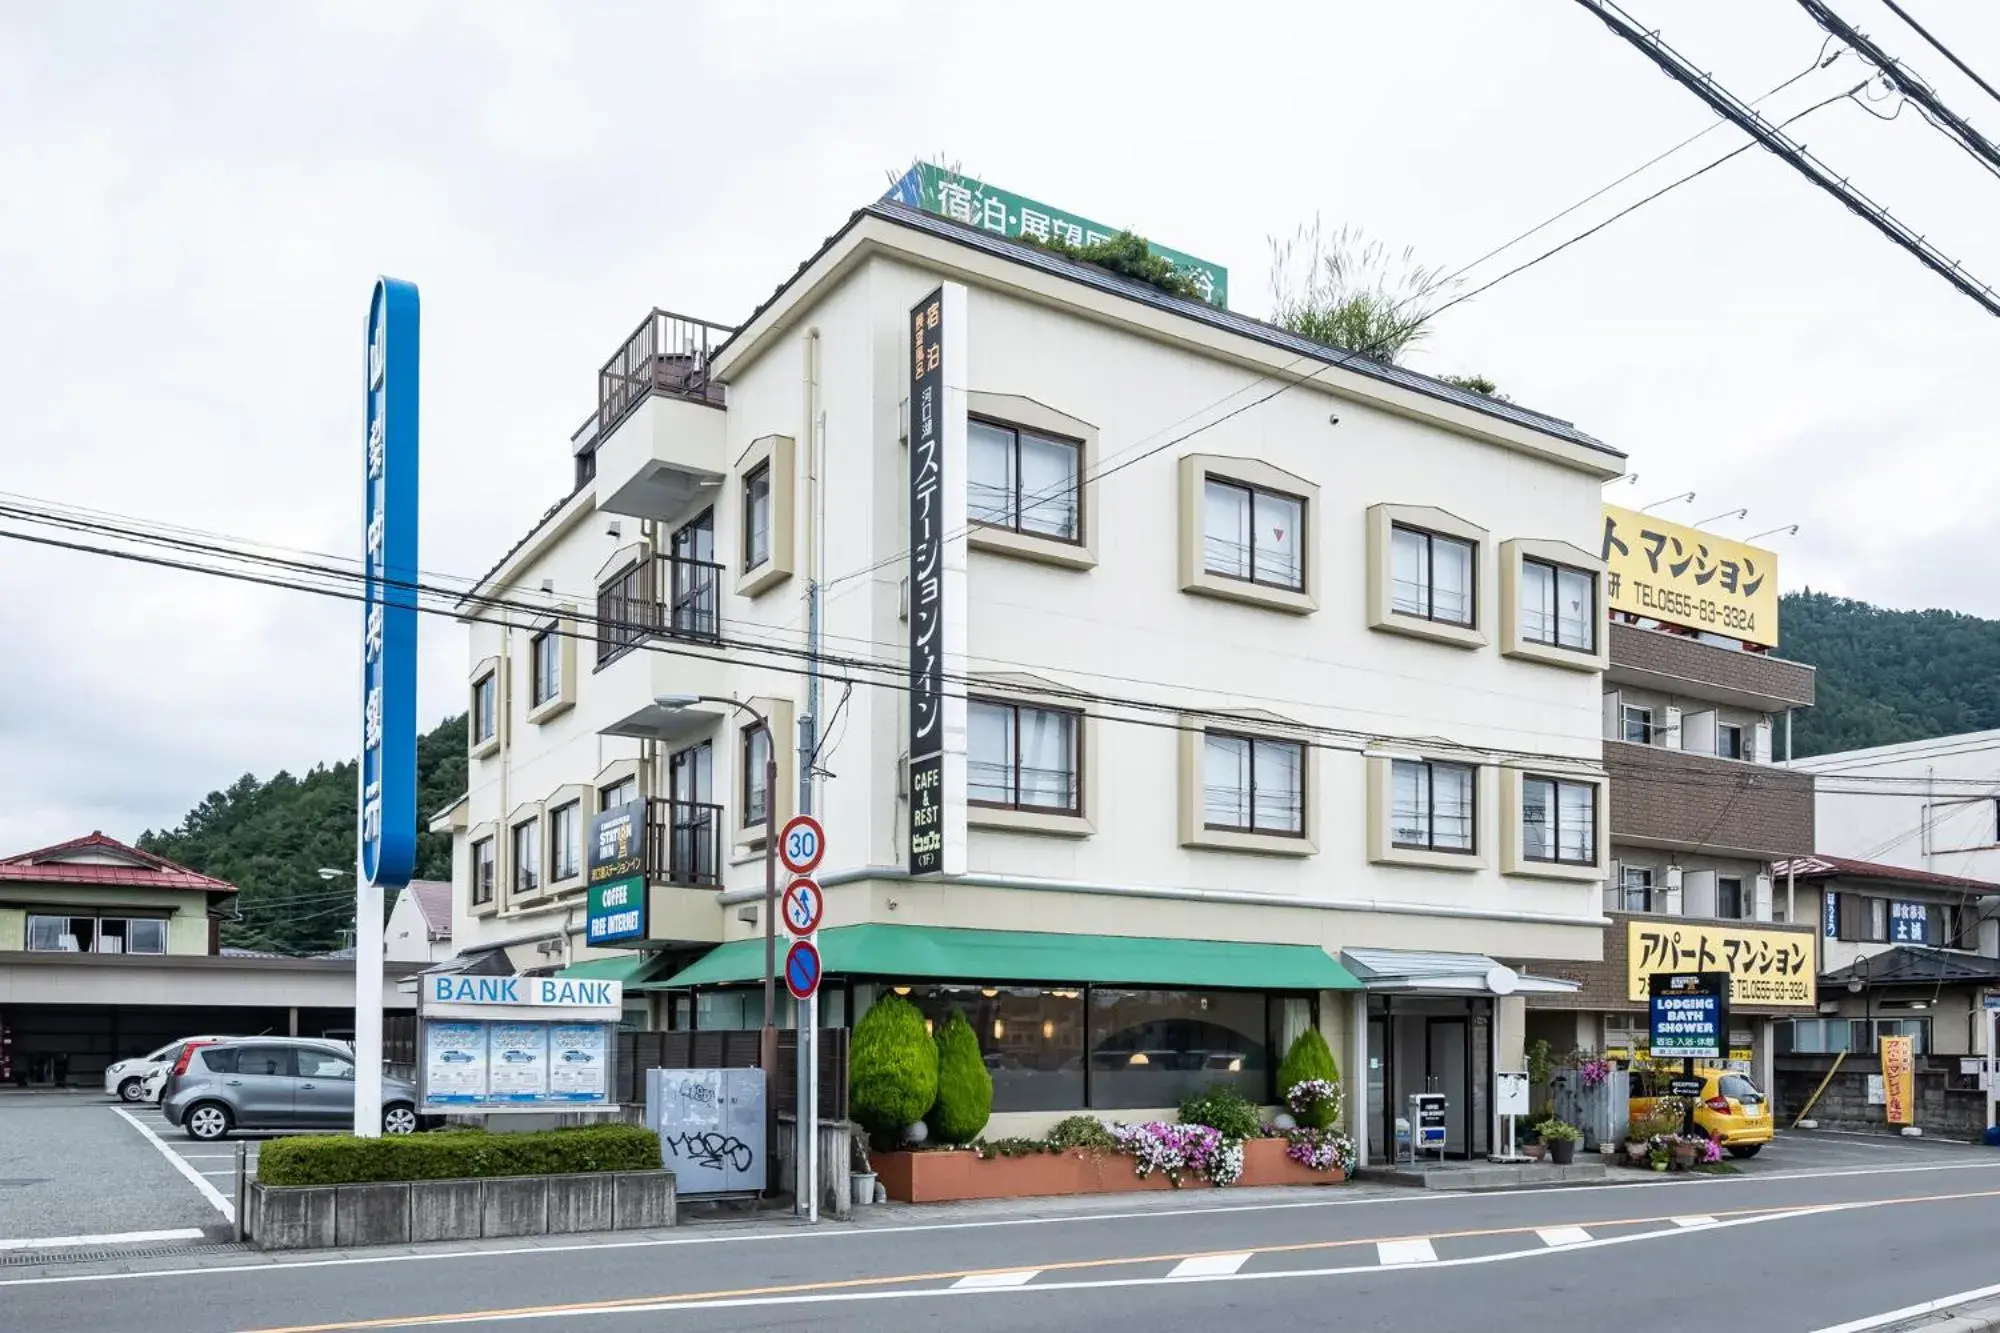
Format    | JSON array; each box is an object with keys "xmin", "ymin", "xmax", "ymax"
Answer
[{"xmin": 886, "ymin": 163, "xmax": 1228, "ymax": 308}]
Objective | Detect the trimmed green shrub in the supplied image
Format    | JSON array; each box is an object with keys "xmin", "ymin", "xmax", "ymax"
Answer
[
  {"xmin": 1045, "ymin": 1115, "xmax": 1118, "ymax": 1153},
  {"xmin": 927, "ymin": 1011, "xmax": 993, "ymax": 1144},
  {"xmin": 1178, "ymin": 1085, "xmax": 1262, "ymax": 1141},
  {"xmin": 1277, "ymin": 1028, "xmax": 1341, "ymax": 1129},
  {"xmin": 256, "ymin": 1124, "xmax": 659, "ymax": 1187},
  {"xmin": 850, "ymin": 993, "xmax": 939, "ymax": 1149}
]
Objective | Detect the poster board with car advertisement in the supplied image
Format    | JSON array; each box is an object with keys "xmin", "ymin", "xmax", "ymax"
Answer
[{"xmin": 416, "ymin": 975, "xmax": 619, "ymax": 1112}]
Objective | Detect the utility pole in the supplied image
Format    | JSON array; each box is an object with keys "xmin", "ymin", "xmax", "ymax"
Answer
[{"xmin": 795, "ymin": 332, "xmax": 823, "ymax": 1222}]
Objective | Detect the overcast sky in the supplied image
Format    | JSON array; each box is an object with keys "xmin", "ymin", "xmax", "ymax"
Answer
[{"xmin": 3, "ymin": 1, "xmax": 1997, "ymax": 853}]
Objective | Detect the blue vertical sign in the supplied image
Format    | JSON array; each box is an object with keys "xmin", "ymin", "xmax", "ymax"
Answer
[
  {"xmin": 361, "ymin": 278, "xmax": 420, "ymax": 889},
  {"xmin": 1823, "ymin": 890, "xmax": 1839, "ymax": 940}
]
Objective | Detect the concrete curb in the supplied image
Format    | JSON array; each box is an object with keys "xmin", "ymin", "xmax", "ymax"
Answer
[{"xmin": 1869, "ymin": 1295, "xmax": 2000, "ymax": 1332}]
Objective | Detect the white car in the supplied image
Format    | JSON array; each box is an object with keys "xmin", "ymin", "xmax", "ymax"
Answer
[{"xmin": 103, "ymin": 1037, "xmax": 233, "ymax": 1103}]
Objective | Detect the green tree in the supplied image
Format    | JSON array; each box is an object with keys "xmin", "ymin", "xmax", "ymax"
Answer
[
  {"xmin": 1276, "ymin": 1028, "xmax": 1341, "ymax": 1129},
  {"xmin": 138, "ymin": 714, "xmax": 467, "ymax": 955},
  {"xmin": 1776, "ymin": 591, "xmax": 2000, "ymax": 756},
  {"xmin": 850, "ymin": 994, "xmax": 939, "ymax": 1149},
  {"xmin": 1268, "ymin": 218, "xmax": 1455, "ymax": 363},
  {"xmin": 926, "ymin": 1011, "xmax": 993, "ymax": 1144}
]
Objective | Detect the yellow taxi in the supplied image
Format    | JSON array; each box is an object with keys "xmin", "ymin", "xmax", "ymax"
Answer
[{"xmin": 1628, "ymin": 1068, "xmax": 1773, "ymax": 1158}]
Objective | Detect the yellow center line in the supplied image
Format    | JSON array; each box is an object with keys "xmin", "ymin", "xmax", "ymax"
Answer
[{"xmin": 235, "ymin": 1186, "xmax": 2000, "ymax": 1333}]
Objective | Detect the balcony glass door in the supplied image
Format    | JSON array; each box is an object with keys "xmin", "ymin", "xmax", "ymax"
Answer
[
  {"xmin": 669, "ymin": 510, "xmax": 717, "ymax": 637},
  {"xmin": 668, "ymin": 742, "xmax": 717, "ymax": 884}
]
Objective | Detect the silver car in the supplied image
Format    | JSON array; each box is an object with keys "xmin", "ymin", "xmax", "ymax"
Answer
[{"xmin": 159, "ymin": 1038, "xmax": 420, "ymax": 1140}]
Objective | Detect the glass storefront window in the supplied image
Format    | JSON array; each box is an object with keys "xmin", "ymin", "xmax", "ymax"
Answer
[
  {"xmin": 1087, "ymin": 988, "xmax": 1268, "ymax": 1109},
  {"xmin": 901, "ymin": 984, "xmax": 1085, "ymax": 1112}
]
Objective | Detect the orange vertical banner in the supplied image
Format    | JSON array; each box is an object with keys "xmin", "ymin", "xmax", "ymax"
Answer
[{"xmin": 1880, "ymin": 1035, "xmax": 1915, "ymax": 1126}]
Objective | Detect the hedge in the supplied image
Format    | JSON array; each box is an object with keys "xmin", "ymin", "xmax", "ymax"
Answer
[{"xmin": 257, "ymin": 1125, "xmax": 661, "ymax": 1187}]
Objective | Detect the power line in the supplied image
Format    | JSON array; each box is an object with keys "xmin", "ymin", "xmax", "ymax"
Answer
[
  {"xmin": 1793, "ymin": 0, "xmax": 2000, "ymax": 179},
  {"xmin": 1877, "ymin": 0, "xmax": 2000, "ymax": 110},
  {"xmin": 1573, "ymin": 0, "xmax": 2000, "ymax": 317}
]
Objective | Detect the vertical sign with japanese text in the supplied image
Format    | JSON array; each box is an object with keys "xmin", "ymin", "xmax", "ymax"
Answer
[
  {"xmin": 908, "ymin": 287, "xmax": 947, "ymax": 875},
  {"xmin": 361, "ymin": 278, "xmax": 419, "ymax": 889},
  {"xmin": 586, "ymin": 803, "xmax": 647, "ymax": 945},
  {"xmin": 1880, "ymin": 1034, "xmax": 1915, "ymax": 1126}
]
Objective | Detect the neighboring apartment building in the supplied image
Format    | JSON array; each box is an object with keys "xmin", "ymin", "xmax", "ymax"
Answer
[
  {"xmin": 439, "ymin": 190, "xmax": 1629, "ymax": 1159},
  {"xmin": 1795, "ymin": 729, "xmax": 2000, "ymax": 886},
  {"xmin": 1524, "ymin": 513, "xmax": 1819, "ymax": 1094},
  {"xmin": 385, "ymin": 879, "xmax": 454, "ymax": 964}
]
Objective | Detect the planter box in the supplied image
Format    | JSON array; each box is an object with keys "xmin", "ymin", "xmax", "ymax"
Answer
[
  {"xmin": 876, "ymin": 1139, "xmax": 1343, "ymax": 1204},
  {"xmin": 1238, "ymin": 1137, "xmax": 1345, "ymax": 1187},
  {"xmin": 335, "ymin": 1183, "xmax": 410, "ymax": 1247},
  {"xmin": 409, "ymin": 1178, "xmax": 483, "ymax": 1243},
  {"xmin": 481, "ymin": 1175, "xmax": 549, "ymax": 1238},
  {"xmin": 249, "ymin": 1170, "xmax": 675, "ymax": 1251},
  {"xmin": 547, "ymin": 1173, "xmax": 614, "ymax": 1234}
]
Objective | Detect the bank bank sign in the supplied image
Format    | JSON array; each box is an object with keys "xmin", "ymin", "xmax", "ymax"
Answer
[
  {"xmin": 424, "ymin": 975, "xmax": 624, "ymax": 1012},
  {"xmin": 359, "ymin": 278, "xmax": 420, "ymax": 889}
]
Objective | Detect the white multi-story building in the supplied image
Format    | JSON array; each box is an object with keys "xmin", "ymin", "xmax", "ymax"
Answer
[{"xmin": 435, "ymin": 198, "xmax": 1628, "ymax": 1156}]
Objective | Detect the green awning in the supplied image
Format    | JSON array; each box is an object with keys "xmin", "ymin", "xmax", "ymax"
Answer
[
  {"xmin": 557, "ymin": 953, "xmax": 667, "ymax": 984},
  {"xmin": 643, "ymin": 924, "xmax": 1359, "ymax": 991}
]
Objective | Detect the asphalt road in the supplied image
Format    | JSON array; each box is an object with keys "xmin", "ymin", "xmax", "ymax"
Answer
[{"xmin": 2, "ymin": 1113, "xmax": 1998, "ymax": 1333}]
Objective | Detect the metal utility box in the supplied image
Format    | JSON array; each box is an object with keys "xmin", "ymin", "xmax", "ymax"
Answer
[{"xmin": 644, "ymin": 1067, "xmax": 766, "ymax": 1195}]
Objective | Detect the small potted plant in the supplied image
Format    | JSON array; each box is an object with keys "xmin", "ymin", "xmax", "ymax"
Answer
[
  {"xmin": 849, "ymin": 1127, "xmax": 877, "ymax": 1208},
  {"xmin": 1648, "ymin": 1138, "xmax": 1671, "ymax": 1171},
  {"xmin": 1534, "ymin": 1119, "xmax": 1582, "ymax": 1166},
  {"xmin": 1670, "ymin": 1134, "xmax": 1700, "ymax": 1171}
]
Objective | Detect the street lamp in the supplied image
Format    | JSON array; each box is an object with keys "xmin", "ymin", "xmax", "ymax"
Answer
[
  {"xmin": 1848, "ymin": 953, "xmax": 1874, "ymax": 1055},
  {"xmin": 655, "ymin": 693, "xmax": 780, "ymax": 1077}
]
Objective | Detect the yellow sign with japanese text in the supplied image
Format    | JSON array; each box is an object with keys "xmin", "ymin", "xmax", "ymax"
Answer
[
  {"xmin": 1601, "ymin": 503, "xmax": 1780, "ymax": 647},
  {"xmin": 1880, "ymin": 1035, "xmax": 1915, "ymax": 1125},
  {"xmin": 1625, "ymin": 922, "xmax": 1816, "ymax": 1007}
]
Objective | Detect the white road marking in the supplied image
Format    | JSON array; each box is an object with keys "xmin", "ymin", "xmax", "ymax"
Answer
[
  {"xmin": 1167, "ymin": 1252, "xmax": 1251, "ymax": 1278},
  {"xmin": 951, "ymin": 1270, "xmax": 1038, "ymax": 1289},
  {"xmin": 6, "ymin": 1154, "xmax": 1995, "ymax": 1292},
  {"xmin": 1536, "ymin": 1226, "xmax": 1592, "ymax": 1247},
  {"xmin": 1376, "ymin": 1239, "xmax": 1437, "ymax": 1265},
  {"xmin": 476, "ymin": 1202, "xmax": 1865, "ymax": 1322},
  {"xmin": 0, "ymin": 1229, "xmax": 206, "ymax": 1252},
  {"xmin": 111, "ymin": 1108, "xmax": 234, "ymax": 1223},
  {"xmin": 1671, "ymin": 1215, "xmax": 1715, "ymax": 1228},
  {"xmin": 1810, "ymin": 1280, "xmax": 2000, "ymax": 1333}
]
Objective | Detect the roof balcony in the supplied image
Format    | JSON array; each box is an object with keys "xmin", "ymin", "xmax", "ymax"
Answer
[{"xmin": 585, "ymin": 310, "xmax": 734, "ymax": 524}]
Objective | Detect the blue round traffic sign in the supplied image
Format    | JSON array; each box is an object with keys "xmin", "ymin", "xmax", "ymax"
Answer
[{"xmin": 784, "ymin": 939, "xmax": 822, "ymax": 1001}]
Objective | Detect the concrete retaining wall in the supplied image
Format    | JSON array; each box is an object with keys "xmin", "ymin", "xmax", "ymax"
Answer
[
  {"xmin": 1775, "ymin": 1057, "xmax": 1989, "ymax": 1141},
  {"xmin": 248, "ymin": 1170, "xmax": 674, "ymax": 1251}
]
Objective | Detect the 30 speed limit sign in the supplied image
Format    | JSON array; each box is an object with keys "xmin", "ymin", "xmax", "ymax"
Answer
[{"xmin": 779, "ymin": 814, "xmax": 825, "ymax": 875}]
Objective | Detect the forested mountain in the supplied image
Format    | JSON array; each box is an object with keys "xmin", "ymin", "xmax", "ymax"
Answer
[
  {"xmin": 138, "ymin": 715, "xmax": 467, "ymax": 955},
  {"xmin": 1779, "ymin": 592, "xmax": 2000, "ymax": 758}
]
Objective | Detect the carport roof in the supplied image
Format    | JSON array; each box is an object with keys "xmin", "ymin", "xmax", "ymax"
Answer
[{"xmin": 0, "ymin": 831, "xmax": 236, "ymax": 893}]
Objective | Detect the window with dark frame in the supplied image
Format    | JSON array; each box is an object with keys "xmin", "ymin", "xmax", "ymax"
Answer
[
  {"xmin": 1202, "ymin": 478, "xmax": 1304, "ymax": 591},
  {"xmin": 1390, "ymin": 758, "xmax": 1476, "ymax": 852},
  {"xmin": 967, "ymin": 418, "xmax": 1082, "ymax": 542},
  {"xmin": 1520, "ymin": 557, "xmax": 1596, "ymax": 652},
  {"xmin": 549, "ymin": 801, "xmax": 580, "ymax": 882},
  {"xmin": 471, "ymin": 837, "xmax": 495, "ymax": 905},
  {"xmin": 1203, "ymin": 731, "xmax": 1305, "ymax": 835},
  {"xmin": 1621, "ymin": 704, "xmax": 1654, "ymax": 745},
  {"xmin": 1622, "ymin": 866, "xmax": 1655, "ymax": 913},
  {"xmin": 1521, "ymin": 776, "xmax": 1597, "ymax": 865},
  {"xmin": 1716, "ymin": 723, "xmax": 1744, "ymax": 760},
  {"xmin": 1716, "ymin": 876, "xmax": 1745, "ymax": 920},
  {"xmin": 743, "ymin": 463, "xmax": 771, "ymax": 569},
  {"xmin": 24, "ymin": 913, "xmax": 167, "ymax": 954},
  {"xmin": 968, "ymin": 698, "xmax": 1082, "ymax": 814},
  {"xmin": 471, "ymin": 673, "xmax": 497, "ymax": 744},
  {"xmin": 511, "ymin": 820, "xmax": 540, "ymax": 896},
  {"xmin": 1389, "ymin": 525, "xmax": 1475, "ymax": 626},
  {"xmin": 599, "ymin": 777, "xmax": 638, "ymax": 812},
  {"xmin": 741, "ymin": 722, "xmax": 772, "ymax": 829},
  {"xmin": 529, "ymin": 628, "xmax": 559, "ymax": 707}
]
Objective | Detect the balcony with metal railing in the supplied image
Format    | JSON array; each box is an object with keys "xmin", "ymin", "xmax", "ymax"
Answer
[
  {"xmin": 586, "ymin": 310, "xmax": 737, "ymax": 523},
  {"xmin": 593, "ymin": 553, "xmax": 732, "ymax": 744},
  {"xmin": 594, "ymin": 552, "xmax": 724, "ymax": 670},
  {"xmin": 645, "ymin": 796, "xmax": 723, "ymax": 888}
]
